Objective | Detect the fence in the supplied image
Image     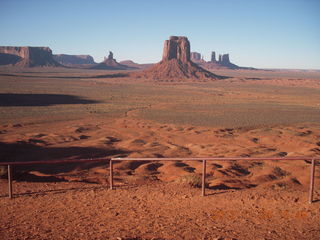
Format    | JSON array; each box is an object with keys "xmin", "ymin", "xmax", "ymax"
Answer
[
  {"xmin": 0, "ymin": 158, "xmax": 110, "ymax": 199},
  {"xmin": 110, "ymin": 157, "xmax": 319, "ymax": 204},
  {"xmin": 0, "ymin": 156, "xmax": 319, "ymax": 203}
]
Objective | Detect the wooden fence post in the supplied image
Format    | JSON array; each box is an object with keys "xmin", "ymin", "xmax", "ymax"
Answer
[
  {"xmin": 309, "ymin": 158, "xmax": 316, "ymax": 204},
  {"xmin": 110, "ymin": 160, "xmax": 114, "ymax": 190},
  {"xmin": 202, "ymin": 160, "xmax": 206, "ymax": 197},
  {"xmin": 8, "ymin": 165, "xmax": 13, "ymax": 199}
]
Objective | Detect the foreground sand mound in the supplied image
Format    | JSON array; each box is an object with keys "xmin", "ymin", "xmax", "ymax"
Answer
[{"xmin": 132, "ymin": 36, "xmax": 223, "ymax": 81}]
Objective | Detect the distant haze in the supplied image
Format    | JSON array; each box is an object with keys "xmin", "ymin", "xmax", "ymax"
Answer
[{"xmin": 0, "ymin": 0, "xmax": 319, "ymax": 69}]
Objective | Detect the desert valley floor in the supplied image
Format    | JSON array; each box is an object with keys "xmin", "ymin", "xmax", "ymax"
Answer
[{"xmin": 0, "ymin": 67, "xmax": 320, "ymax": 240}]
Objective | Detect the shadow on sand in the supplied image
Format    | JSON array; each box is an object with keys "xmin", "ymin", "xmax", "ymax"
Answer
[
  {"xmin": 0, "ymin": 93, "xmax": 99, "ymax": 106},
  {"xmin": 0, "ymin": 141, "xmax": 130, "ymax": 177},
  {"xmin": 0, "ymin": 72, "xmax": 129, "ymax": 79}
]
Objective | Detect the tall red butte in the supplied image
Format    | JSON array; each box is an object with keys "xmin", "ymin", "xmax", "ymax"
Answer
[{"xmin": 133, "ymin": 36, "xmax": 222, "ymax": 81}]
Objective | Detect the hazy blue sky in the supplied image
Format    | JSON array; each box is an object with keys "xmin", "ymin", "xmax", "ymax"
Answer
[{"xmin": 1, "ymin": 0, "xmax": 319, "ymax": 69}]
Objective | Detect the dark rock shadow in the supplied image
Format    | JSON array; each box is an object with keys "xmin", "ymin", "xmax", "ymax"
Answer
[
  {"xmin": 0, "ymin": 93, "xmax": 99, "ymax": 106},
  {"xmin": 0, "ymin": 53, "xmax": 22, "ymax": 65}
]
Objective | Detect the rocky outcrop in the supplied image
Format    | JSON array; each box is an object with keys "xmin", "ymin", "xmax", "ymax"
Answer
[
  {"xmin": 211, "ymin": 51, "xmax": 216, "ymax": 62},
  {"xmin": 91, "ymin": 51, "xmax": 133, "ymax": 70},
  {"xmin": 191, "ymin": 52, "xmax": 201, "ymax": 61},
  {"xmin": 0, "ymin": 46, "xmax": 61, "ymax": 67},
  {"xmin": 107, "ymin": 51, "xmax": 113, "ymax": 60},
  {"xmin": 190, "ymin": 52, "xmax": 201, "ymax": 61},
  {"xmin": 199, "ymin": 51, "xmax": 245, "ymax": 70},
  {"xmin": 53, "ymin": 54, "xmax": 95, "ymax": 65},
  {"xmin": 132, "ymin": 36, "xmax": 221, "ymax": 81},
  {"xmin": 162, "ymin": 36, "xmax": 191, "ymax": 62},
  {"xmin": 220, "ymin": 54, "xmax": 230, "ymax": 64},
  {"xmin": 215, "ymin": 53, "xmax": 239, "ymax": 69}
]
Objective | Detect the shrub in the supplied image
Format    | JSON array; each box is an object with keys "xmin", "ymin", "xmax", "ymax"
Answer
[
  {"xmin": 175, "ymin": 174, "xmax": 203, "ymax": 188},
  {"xmin": 0, "ymin": 166, "xmax": 7, "ymax": 178}
]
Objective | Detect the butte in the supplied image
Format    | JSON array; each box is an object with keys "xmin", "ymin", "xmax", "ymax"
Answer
[{"xmin": 132, "ymin": 36, "xmax": 223, "ymax": 81}]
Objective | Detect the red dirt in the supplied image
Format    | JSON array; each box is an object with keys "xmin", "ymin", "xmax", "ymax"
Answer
[{"xmin": 1, "ymin": 180, "xmax": 320, "ymax": 240}]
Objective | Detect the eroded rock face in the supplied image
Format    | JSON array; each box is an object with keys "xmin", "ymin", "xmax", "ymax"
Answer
[
  {"xmin": 220, "ymin": 54, "xmax": 230, "ymax": 64},
  {"xmin": 211, "ymin": 51, "xmax": 216, "ymax": 62},
  {"xmin": 162, "ymin": 36, "xmax": 190, "ymax": 62},
  {"xmin": 131, "ymin": 36, "xmax": 222, "ymax": 81},
  {"xmin": 0, "ymin": 46, "xmax": 61, "ymax": 67},
  {"xmin": 191, "ymin": 52, "xmax": 201, "ymax": 61}
]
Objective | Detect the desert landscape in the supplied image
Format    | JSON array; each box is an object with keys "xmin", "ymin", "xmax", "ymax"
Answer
[
  {"xmin": 1, "ymin": 41, "xmax": 320, "ymax": 239},
  {"xmin": 1, "ymin": 1, "xmax": 320, "ymax": 239}
]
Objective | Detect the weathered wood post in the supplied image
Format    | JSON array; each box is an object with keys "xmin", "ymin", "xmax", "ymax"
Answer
[
  {"xmin": 202, "ymin": 160, "xmax": 206, "ymax": 196},
  {"xmin": 8, "ymin": 165, "xmax": 13, "ymax": 199},
  {"xmin": 109, "ymin": 159, "xmax": 114, "ymax": 190},
  {"xmin": 309, "ymin": 158, "xmax": 316, "ymax": 204}
]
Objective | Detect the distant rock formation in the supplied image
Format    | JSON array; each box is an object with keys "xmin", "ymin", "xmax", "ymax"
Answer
[
  {"xmin": 211, "ymin": 53, "xmax": 238, "ymax": 69},
  {"xmin": 53, "ymin": 54, "xmax": 95, "ymax": 65},
  {"xmin": 197, "ymin": 51, "xmax": 255, "ymax": 70},
  {"xmin": 0, "ymin": 46, "xmax": 61, "ymax": 67},
  {"xmin": 219, "ymin": 54, "xmax": 229, "ymax": 64},
  {"xmin": 106, "ymin": 51, "xmax": 113, "ymax": 60},
  {"xmin": 190, "ymin": 52, "xmax": 201, "ymax": 61},
  {"xmin": 119, "ymin": 60, "xmax": 139, "ymax": 68},
  {"xmin": 91, "ymin": 51, "xmax": 133, "ymax": 70},
  {"xmin": 190, "ymin": 52, "xmax": 206, "ymax": 63},
  {"xmin": 215, "ymin": 53, "xmax": 239, "ymax": 69},
  {"xmin": 211, "ymin": 51, "xmax": 216, "ymax": 62},
  {"xmin": 119, "ymin": 60, "xmax": 152, "ymax": 70},
  {"xmin": 132, "ymin": 36, "xmax": 221, "ymax": 81}
]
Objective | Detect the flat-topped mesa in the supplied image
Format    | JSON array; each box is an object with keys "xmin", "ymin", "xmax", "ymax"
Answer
[
  {"xmin": 0, "ymin": 46, "xmax": 61, "ymax": 67},
  {"xmin": 53, "ymin": 54, "xmax": 95, "ymax": 65},
  {"xmin": 162, "ymin": 36, "xmax": 190, "ymax": 63}
]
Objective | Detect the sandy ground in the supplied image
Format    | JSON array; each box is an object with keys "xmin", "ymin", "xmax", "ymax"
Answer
[
  {"xmin": 1, "ymin": 181, "xmax": 320, "ymax": 240},
  {"xmin": 0, "ymin": 68, "xmax": 320, "ymax": 239},
  {"xmin": 0, "ymin": 116, "xmax": 319, "ymax": 240}
]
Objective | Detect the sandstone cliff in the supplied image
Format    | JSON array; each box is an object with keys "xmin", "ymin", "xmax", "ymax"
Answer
[
  {"xmin": 0, "ymin": 46, "xmax": 61, "ymax": 67},
  {"xmin": 132, "ymin": 36, "xmax": 221, "ymax": 81}
]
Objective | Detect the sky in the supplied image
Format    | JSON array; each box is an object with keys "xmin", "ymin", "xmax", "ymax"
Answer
[{"xmin": 1, "ymin": 0, "xmax": 319, "ymax": 69}]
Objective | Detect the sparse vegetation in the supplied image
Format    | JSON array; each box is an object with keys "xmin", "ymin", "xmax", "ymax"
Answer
[
  {"xmin": 175, "ymin": 174, "xmax": 202, "ymax": 188},
  {"xmin": 0, "ymin": 68, "xmax": 320, "ymax": 128},
  {"xmin": 0, "ymin": 166, "xmax": 7, "ymax": 178}
]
